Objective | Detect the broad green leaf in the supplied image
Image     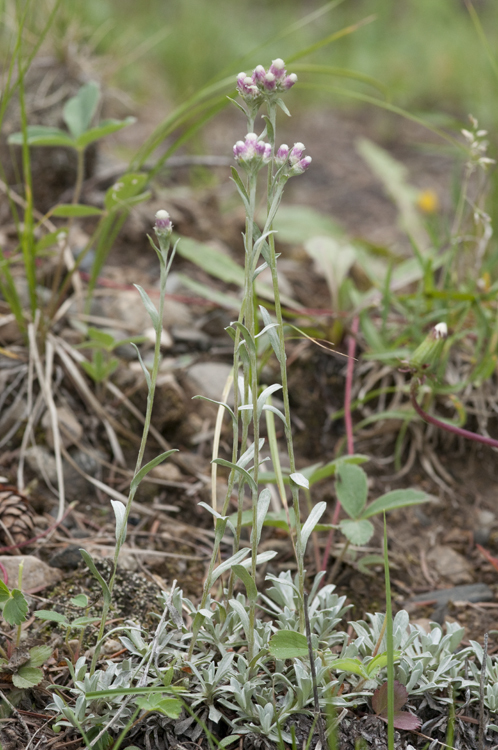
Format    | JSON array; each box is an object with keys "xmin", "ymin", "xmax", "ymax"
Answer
[
  {"xmin": 79, "ymin": 550, "xmax": 111, "ymax": 607},
  {"xmin": 7, "ymin": 126, "xmax": 76, "ymax": 148},
  {"xmin": 35, "ymin": 610, "xmax": 69, "ymax": 625},
  {"xmin": 87, "ymin": 327, "xmax": 116, "ymax": 349},
  {"xmin": 329, "ymin": 657, "xmax": 368, "ymax": 678},
  {"xmin": 105, "ymin": 173, "xmax": 149, "ymax": 211},
  {"xmin": 301, "ymin": 502, "xmax": 327, "ymax": 550},
  {"xmin": 131, "ymin": 450, "xmax": 179, "ymax": 493},
  {"xmin": 366, "ymin": 651, "xmax": 401, "ymax": 678},
  {"xmin": 135, "ymin": 694, "xmax": 182, "ymax": 718},
  {"xmin": 232, "ymin": 565, "xmax": 257, "ymax": 602},
  {"xmin": 0, "ymin": 580, "xmax": 11, "ymax": 602},
  {"xmin": 12, "ymin": 666, "xmax": 43, "ymax": 689},
  {"xmin": 363, "ymin": 489, "xmax": 428, "ymax": 519},
  {"xmin": 111, "ymin": 499, "xmax": 127, "ymax": 542},
  {"xmin": 133, "ymin": 284, "xmax": 159, "ymax": 328},
  {"xmin": 3, "ymin": 589, "xmax": 28, "ymax": 625},
  {"xmin": 63, "ymin": 81, "xmax": 100, "ymax": 138},
  {"xmin": 52, "ymin": 204, "xmax": 103, "ymax": 218},
  {"xmin": 269, "ymin": 630, "xmax": 308, "ymax": 659},
  {"xmin": 27, "ymin": 645, "xmax": 52, "ymax": 667},
  {"xmin": 335, "ymin": 462, "xmax": 368, "ymax": 520},
  {"xmin": 339, "ymin": 518, "xmax": 374, "ymax": 546},
  {"xmin": 76, "ymin": 117, "xmax": 136, "ymax": 149},
  {"xmin": 307, "ymin": 455, "xmax": 369, "ymax": 485},
  {"xmin": 175, "ymin": 273, "xmax": 241, "ymax": 310}
]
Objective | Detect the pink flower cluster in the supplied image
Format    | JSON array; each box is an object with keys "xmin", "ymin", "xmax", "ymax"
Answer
[
  {"xmin": 275, "ymin": 142, "xmax": 312, "ymax": 175},
  {"xmin": 236, "ymin": 59, "xmax": 297, "ymax": 100},
  {"xmin": 233, "ymin": 132, "xmax": 272, "ymax": 171}
]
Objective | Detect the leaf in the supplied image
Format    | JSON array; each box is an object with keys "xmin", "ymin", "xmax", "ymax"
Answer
[
  {"xmin": 259, "ymin": 305, "xmax": 283, "ymax": 366},
  {"xmin": 304, "ymin": 235, "xmax": 357, "ymax": 309},
  {"xmin": 52, "ymin": 204, "xmax": 103, "ymax": 217},
  {"xmin": 335, "ymin": 462, "xmax": 368, "ymax": 519},
  {"xmin": 307, "ymin": 455, "xmax": 369, "ymax": 486},
  {"xmin": 301, "ymin": 502, "xmax": 327, "ymax": 550},
  {"xmin": 12, "ymin": 666, "xmax": 43, "ymax": 688},
  {"xmin": 135, "ymin": 694, "xmax": 182, "ymax": 718},
  {"xmin": 212, "ymin": 458, "xmax": 257, "ymax": 493},
  {"xmin": 192, "ymin": 395, "xmax": 236, "ymax": 425},
  {"xmin": 131, "ymin": 450, "xmax": 179, "ymax": 493},
  {"xmin": 329, "ymin": 657, "xmax": 368, "ymax": 678},
  {"xmin": 3, "ymin": 589, "xmax": 28, "ymax": 626},
  {"xmin": 104, "ymin": 173, "xmax": 149, "ymax": 211},
  {"xmin": 290, "ymin": 472, "xmax": 309, "ymax": 490},
  {"xmin": 211, "ymin": 548, "xmax": 250, "ymax": 584},
  {"xmin": 256, "ymin": 384, "xmax": 282, "ymax": 420},
  {"xmin": 269, "ymin": 630, "xmax": 309, "ymax": 659},
  {"xmin": 111, "ymin": 499, "xmax": 127, "ymax": 543},
  {"xmin": 131, "ymin": 343, "xmax": 152, "ymax": 392},
  {"xmin": 63, "ymin": 81, "xmax": 100, "ymax": 138},
  {"xmin": 229, "ymin": 598, "xmax": 250, "ymax": 634},
  {"xmin": 34, "ymin": 610, "xmax": 69, "ymax": 625},
  {"xmin": 0, "ymin": 580, "xmax": 11, "ymax": 603},
  {"xmin": 251, "ymin": 488, "xmax": 272, "ymax": 549},
  {"xmin": 27, "ymin": 645, "xmax": 52, "ymax": 668},
  {"xmin": 339, "ymin": 518, "xmax": 374, "ymax": 546},
  {"xmin": 366, "ymin": 651, "xmax": 401, "ymax": 678},
  {"xmin": 363, "ymin": 489, "xmax": 428, "ymax": 519},
  {"xmin": 270, "ymin": 205, "xmax": 343, "ymax": 244},
  {"xmin": 133, "ymin": 284, "xmax": 159, "ymax": 328},
  {"xmin": 232, "ymin": 565, "xmax": 257, "ymax": 603},
  {"xmin": 372, "ymin": 681, "xmax": 421, "ymax": 729},
  {"xmin": 79, "ymin": 550, "xmax": 111, "ymax": 607},
  {"xmin": 7, "ymin": 126, "xmax": 76, "ymax": 148},
  {"xmin": 75, "ymin": 117, "xmax": 136, "ymax": 149}
]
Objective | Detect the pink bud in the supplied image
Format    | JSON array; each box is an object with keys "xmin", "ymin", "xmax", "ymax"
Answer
[
  {"xmin": 269, "ymin": 58, "xmax": 286, "ymax": 79},
  {"xmin": 283, "ymin": 73, "xmax": 297, "ymax": 89}
]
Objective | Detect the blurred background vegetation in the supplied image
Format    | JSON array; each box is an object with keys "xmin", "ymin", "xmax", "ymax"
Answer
[{"xmin": 33, "ymin": 0, "xmax": 498, "ymax": 127}]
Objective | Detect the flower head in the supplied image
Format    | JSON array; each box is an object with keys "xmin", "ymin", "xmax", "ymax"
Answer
[
  {"xmin": 154, "ymin": 210, "xmax": 173, "ymax": 237},
  {"xmin": 236, "ymin": 59, "xmax": 298, "ymax": 105},
  {"xmin": 233, "ymin": 132, "xmax": 271, "ymax": 173}
]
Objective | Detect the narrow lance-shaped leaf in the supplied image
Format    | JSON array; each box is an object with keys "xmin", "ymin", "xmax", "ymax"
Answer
[
  {"xmin": 131, "ymin": 343, "xmax": 151, "ymax": 392},
  {"xmin": 133, "ymin": 284, "xmax": 159, "ymax": 329},
  {"xmin": 259, "ymin": 305, "xmax": 284, "ymax": 366},
  {"xmin": 111, "ymin": 499, "xmax": 127, "ymax": 543},
  {"xmin": 211, "ymin": 548, "xmax": 250, "ymax": 584},
  {"xmin": 131, "ymin": 450, "xmax": 179, "ymax": 493},
  {"xmin": 213, "ymin": 458, "xmax": 257, "ymax": 493},
  {"xmin": 76, "ymin": 117, "xmax": 136, "ymax": 149},
  {"xmin": 256, "ymin": 384, "xmax": 282, "ymax": 420},
  {"xmin": 363, "ymin": 489, "xmax": 428, "ymax": 519},
  {"xmin": 251, "ymin": 488, "xmax": 272, "ymax": 549},
  {"xmin": 232, "ymin": 565, "xmax": 258, "ymax": 603},
  {"xmin": 79, "ymin": 550, "xmax": 111, "ymax": 607},
  {"xmin": 301, "ymin": 501, "xmax": 327, "ymax": 550}
]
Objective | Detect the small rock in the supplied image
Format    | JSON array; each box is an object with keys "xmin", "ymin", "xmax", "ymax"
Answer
[
  {"xmin": 25, "ymin": 446, "xmax": 58, "ymax": 484},
  {"xmin": 42, "ymin": 405, "xmax": 83, "ymax": 449},
  {"xmin": 171, "ymin": 327, "xmax": 210, "ymax": 350},
  {"xmin": 426, "ymin": 545, "xmax": 473, "ymax": 584},
  {"xmin": 150, "ymin": 461, "xmax": 183, "ymax": 482},
  {"xmin": 0, "ymin": 555, "xmax": 62, "ymax": 592},
  {"xmin": 410, "ymin": 582, "xmax": 493, "ymax": 606},
  {"xmin": 185, "ymin": 362, "xmax": 233, "ymax": 403}
]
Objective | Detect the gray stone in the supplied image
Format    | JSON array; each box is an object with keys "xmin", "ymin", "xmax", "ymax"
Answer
[
  {"xmin": 426, "ymin": 545, "xmax": 473, "ymax": 584},
  {"xmin": 185, "ymin": 362, "xmax": 234, "ymax": 403},
  {"xmin": 0, "ymin": 555, "xmax": 63, "ymax": 592}
]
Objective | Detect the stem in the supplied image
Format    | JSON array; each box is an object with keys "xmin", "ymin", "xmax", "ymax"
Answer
[
  {"xmin": 91, "ymin": 237, "xmax": 171, "ymax": 674},
  {"xmin": 322, "ymin": 316, "xmax": 359, "ymax": 579},
  {"xmin": 410, "ymin": 379, "xmax": 498, "ymax": 449}
]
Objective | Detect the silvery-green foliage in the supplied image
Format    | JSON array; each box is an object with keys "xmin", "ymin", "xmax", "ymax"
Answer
[{"xmin": 261, "ymin": 571, "xmax": 349, "ymax": 646}]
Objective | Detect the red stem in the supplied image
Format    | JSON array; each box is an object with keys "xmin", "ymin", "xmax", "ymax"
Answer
[
  {"xmin": 321, "ymin": 316, "xmax": 359, "ymax": 575},
  {"xmin": 410, "ymin": 385, "xmax": 498, "ymax": 449}
]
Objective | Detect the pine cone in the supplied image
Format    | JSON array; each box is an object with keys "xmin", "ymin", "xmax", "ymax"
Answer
[{"xmin": 0, "ymin": 487, "xmax": 35, "ymax": 549}]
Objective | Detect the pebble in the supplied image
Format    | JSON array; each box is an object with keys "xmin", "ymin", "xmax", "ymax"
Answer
[
  {"xmin": 184, "ymin": 361, "xmax": 234, "ymax": 403},
  {"xmin": 426, "ymin": 544, "xmax": 473, "ymax": 584},
  {"xmin": 0, "ymin": 555, "xmax": 62, "ymax": 592}
]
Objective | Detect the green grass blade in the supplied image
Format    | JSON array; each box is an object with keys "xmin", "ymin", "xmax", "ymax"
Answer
[{"xmin": 383, "ymin": 514, "xmax": 394, "ymax": 750}]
